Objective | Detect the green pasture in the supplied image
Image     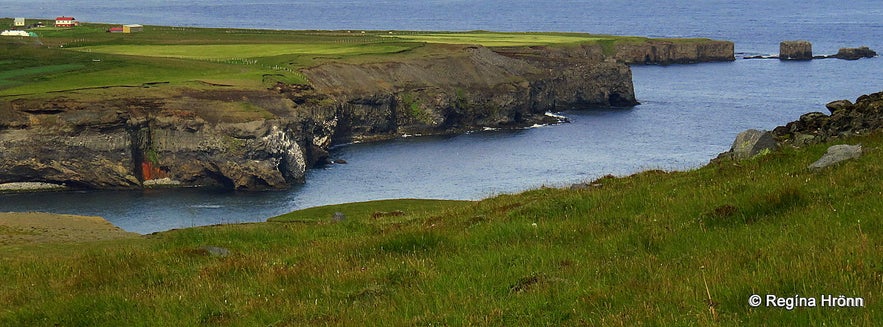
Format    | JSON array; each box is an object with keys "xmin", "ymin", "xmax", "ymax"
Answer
[
  {"xmin": 0, "ymin": 22, "xmax": 707, "ymax": 98},
  {"xmin": 388, "ymin": 31, "xmax": 609, "ymax": 46},
  {"xmin": 269, "ymin": 199, "xmax": 470, "ymax": 223},
  {"xmin": 73, "ymin": 42, "xmax": 418, "ymax": 60},
  {"xmin": 0, "ymin": 51, "xmax": 290, "ymax": 96}
]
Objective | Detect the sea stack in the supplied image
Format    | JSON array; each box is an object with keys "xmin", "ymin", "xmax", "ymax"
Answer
[
  {"xmin": 779, "ymin": 40, "xmax": 813, "ymax": 60},
  {"xmin": 833, "ymin": 46, "xmax": 877, "ymax": 60}
]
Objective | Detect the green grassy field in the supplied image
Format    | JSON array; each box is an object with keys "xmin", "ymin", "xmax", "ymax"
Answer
[
  {"xmin": 1, "ymin": 131, "xmax": 880, "ymax": 325},
  {"xmin": 0, "ymin": 19, "xmax": 702, "ymax": 97},
  {"xmin": 384, "ymin": 31, "xmax": 609, "ymax": 47}
]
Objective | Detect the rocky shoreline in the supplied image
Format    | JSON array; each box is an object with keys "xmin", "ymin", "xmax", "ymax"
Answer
[
  {"xmin": 715, "ymin": 90, "xmax": 883, "ymax": 161},
  {"xmin": 0, "ymin": 40, "xmax": 734, "ymax": 191}
]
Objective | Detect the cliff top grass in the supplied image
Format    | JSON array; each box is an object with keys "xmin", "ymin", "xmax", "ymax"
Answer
[
  {"xmin": 0, "ymin": 19, "xmax": 712, "ymax": 98},
  {"xmin": 1, "ymin": 129, "xmax": 880, "ymax": 325}
]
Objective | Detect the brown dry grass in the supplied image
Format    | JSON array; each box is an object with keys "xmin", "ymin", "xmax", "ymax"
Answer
[{"xmin": 0, "ymin": 212, "xmax": 139, "ymax": 246}]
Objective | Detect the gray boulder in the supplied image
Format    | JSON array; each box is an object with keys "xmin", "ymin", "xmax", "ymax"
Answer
[
  {"xmin": 199, "ymin": 246, "xmax": 230, "ymax": 257},
  {"xmin": 808, "ymin": 144, "xmax": 862, "ymax": 169},
  {"xmin": 730, "ymin": 129, "xmax": 778, "ymax": 160}
]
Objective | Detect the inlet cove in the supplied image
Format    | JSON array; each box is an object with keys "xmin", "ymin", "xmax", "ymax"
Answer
[{"xmin": 0, "ymin": 21, "xmax": 734, "ymax": 191}]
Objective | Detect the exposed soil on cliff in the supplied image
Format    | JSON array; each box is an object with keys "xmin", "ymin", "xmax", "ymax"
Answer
[{"xmin": 0, "ymin": 212, "xmax": 139, "ymax": 246}]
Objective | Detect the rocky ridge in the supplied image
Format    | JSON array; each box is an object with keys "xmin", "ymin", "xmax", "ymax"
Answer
[
  {"xmin": 772, "ymin": 91, "xmax": 883, "ymax": 146},
  {"xmin": 716, "ymin": 90, "xmax": 883, "ymax": 161}
]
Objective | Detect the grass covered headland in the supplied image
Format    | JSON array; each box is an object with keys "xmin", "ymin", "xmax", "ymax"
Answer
[
  {"xmin": 1, "ymin": 130, "xmax": 881, "ymax": 325},
  {"xmin": 0, "ymin": 18, "xmax": 715, "ymax": 97}
]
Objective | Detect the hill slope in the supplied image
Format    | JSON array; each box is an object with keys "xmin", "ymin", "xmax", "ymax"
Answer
[{"xmin": 0, "ymin": 124, "xmax": 880, "ymax": 325}]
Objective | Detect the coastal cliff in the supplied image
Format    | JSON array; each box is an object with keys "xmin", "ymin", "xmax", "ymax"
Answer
[
  {"xmin": 0, "ymin": 92, "xmax": 306, "ymax": 190},
  {"xmin": 0, "ymin": 40, "xmax": 733, "ymax": 191},
  {"xmin": 290, "ymin": 45, "xmax": 636, "ymax": 146}
]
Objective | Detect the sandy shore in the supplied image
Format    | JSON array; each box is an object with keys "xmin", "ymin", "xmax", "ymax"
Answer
[{"xmin": 0, "ymin": 212, "xmax": 140, "ymax": 246}]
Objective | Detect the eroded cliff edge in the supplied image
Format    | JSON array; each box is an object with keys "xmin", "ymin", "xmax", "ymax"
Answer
[{"xmin": 0, "ymin": 40, "xmax": 734, "ymax": 191}]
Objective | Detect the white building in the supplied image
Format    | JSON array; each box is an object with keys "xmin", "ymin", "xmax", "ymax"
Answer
[
  {"xmin": 123, "ymin": 24, "xmax": 143, "ymax": 33},
  {"xmin": 1, "ymin": 30, "xmax": 30, "ymax": 37},
  {"xmin": 14, "ymin": 18, "xmax": 25, "ymax": 27},
  {"xmin": 55, "ymin": 16, "xmax": 78, "ymax": 28}
]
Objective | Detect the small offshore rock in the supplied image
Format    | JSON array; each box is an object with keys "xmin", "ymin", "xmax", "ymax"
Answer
[
  {"xmin": 332, "ymin": 212, "xmax": 347, "ymax": 222},
  {"xmin": 730, "ymin": 129, "xmax": 778, "ymax": 160},
  {"xmin": 779, "ymin": 40, "xmax": 813, "ymax": 60},
  {"xmin": 832, "ymin": 46, "xmax": 877, "ymax": 60},
  {"xmin": 808, "ymin": 144, "xmax": 863, "ymax": 170}
]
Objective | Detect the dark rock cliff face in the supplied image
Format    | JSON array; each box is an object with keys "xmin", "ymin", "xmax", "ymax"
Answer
[
  {"xmin": 291, "ymin": 45, "xmax": 637, "ymax": 146},
  {"xmin": 613, "ymin": 40, "xmax": 735, "ymax": 64},
  {"xmin": 0, "ymin": 41, "xmax": 734, "ymax": 191},
  {"xmin": 0, "ymin": 93, "xmax": 306, "ymax": 190}
]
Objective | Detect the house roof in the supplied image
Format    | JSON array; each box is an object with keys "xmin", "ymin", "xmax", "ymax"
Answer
[{"xmin": 55, "ymin": 17, "xmax": 76, "ymax": 20}]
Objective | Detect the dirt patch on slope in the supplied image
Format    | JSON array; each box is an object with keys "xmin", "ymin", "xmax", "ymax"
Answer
[{"xmin": 0, "ymin": 212, "xmax": 139, "ymax": 246}]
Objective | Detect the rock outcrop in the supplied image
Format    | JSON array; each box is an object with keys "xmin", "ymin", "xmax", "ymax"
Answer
[
  {"xmin": 771, "ymin": 91, "xmax": 883, "ymax": 146},
  {"xmin": 716, "ymin": 91, "xmax": 883, "ymax": 162},
  {"xmin": 832, "ymin": 47, "xmax": 877, "ymax": 60},
  {"xmin": 294, "ymin": 45, "xmax": 637, "ymax": 144},
  {"xmin": 612, "ymin": 39, "xmax": 735, "ymax": 64},
  {"xmin": 727, "ymin": 129, "xmax": 778, "ymax": 160},
  {"xmin": 0, "ymin": 91, "xmax": 307, "ymax": 190},
  {"xmin": 808, "ymin": 144, "xmax": 862, "ymax": 169},
  {"xmin": 780, "ymin": 41, "xmax": 813, "ymax": 60},
  {"xmin": 747, "ymin": 42, "xmax": 876, "ymax": 61}
]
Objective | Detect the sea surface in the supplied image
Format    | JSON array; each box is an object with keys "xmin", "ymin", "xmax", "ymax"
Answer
[{"xmin": 1, "ymin": 1, "xmax": 881, "ymax": 233}]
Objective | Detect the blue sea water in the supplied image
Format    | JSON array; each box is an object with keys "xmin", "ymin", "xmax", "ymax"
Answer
[{"xmin": 1, "ymin": 1, "xmax": 881, "ymax": 233}]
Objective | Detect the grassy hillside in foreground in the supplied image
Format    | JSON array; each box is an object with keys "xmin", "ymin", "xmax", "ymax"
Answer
[
  {"xmin": 1, "ymin": 131, "xmax": 881, "ymax": 325},
  {"xmin": 0, "ymin": 19, "xmax": 706, "ymax": 97}
]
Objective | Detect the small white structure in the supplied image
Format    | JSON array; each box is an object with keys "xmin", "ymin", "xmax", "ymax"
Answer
[
  {"xmin": 1, "ymin": 30, "xmax": 30, "ymax": 37},
  {"xmin": 14, "ymin": 17, "xmax": 25, "ymax": 27},
  {"xmin": 122, "ymin": 24, "xmax": 143, "ymax": 33},
  {"xmin": 1, "ymin": 30, "xmax": 28, "ymax": 36}
]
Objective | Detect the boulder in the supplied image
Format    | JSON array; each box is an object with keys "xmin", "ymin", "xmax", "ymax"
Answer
[
  {"xmin": 808, "ymin": 144, "xmax": 862, "ymax": 169},
  {"xmin": 779, "ymin": 41, "xmax": 813, "ymax": 60},
  {"xmin": 825, "ymin": 99, "xmax": 853, "ymax": 114},
  {"xmin": 832, "ymin": 47, "xmax": 877, "ymax": 60},
  {"xmin": 730, "ymin": 129, "xmax": 778, "ymax": 160},
  {"xmin": 199, "ymin": 246, "xmax": 230, "ymax": 257}
]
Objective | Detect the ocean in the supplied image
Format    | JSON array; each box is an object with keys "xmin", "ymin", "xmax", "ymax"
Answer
[{"xmin": 1, "ymin": 0, "xmax": 881, "ymax": 233}]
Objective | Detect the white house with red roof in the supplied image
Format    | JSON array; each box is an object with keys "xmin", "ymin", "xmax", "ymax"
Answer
[{"xmin": 55, "ymin": 17, "xmax": 78, "ymax": 28}]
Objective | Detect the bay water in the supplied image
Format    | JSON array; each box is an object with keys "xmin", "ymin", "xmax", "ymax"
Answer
[{"xmin": 1, "ymin": 0, "xmax": 881, "ymax": 233}]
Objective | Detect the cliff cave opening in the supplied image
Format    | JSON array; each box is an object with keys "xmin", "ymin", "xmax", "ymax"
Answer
[{"xmin": 608, "ymin": 92, "xmax": 635, "ymax": 107}]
